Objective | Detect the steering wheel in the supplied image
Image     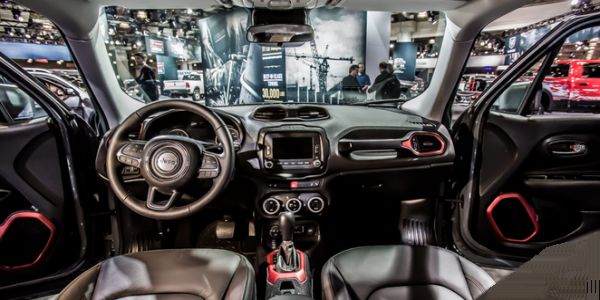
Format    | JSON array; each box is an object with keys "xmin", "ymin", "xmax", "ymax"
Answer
[{"xmin": 106, "ymin": 100, "xmax": 235, "ymax": 220}]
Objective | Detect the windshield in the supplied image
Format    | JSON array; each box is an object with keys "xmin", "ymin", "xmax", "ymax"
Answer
[{"xmin": 101, "ymin": 7, "xmax": 445, "ymax": 106}]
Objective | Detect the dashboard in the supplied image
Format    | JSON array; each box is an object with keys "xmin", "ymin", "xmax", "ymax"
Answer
[
  {"xmin": 98, "ymin": 104, "xmax": 455, "ymax": 219},
  {"xmin": 135, "ymin": 104, "xmax": 455, "ymax": 179}
]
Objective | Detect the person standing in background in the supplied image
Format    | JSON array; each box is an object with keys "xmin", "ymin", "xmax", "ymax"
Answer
[
  {"xmin": 369, "ymin": 62, "xmax": 401, "ymax": 100},
  {"xmin": 134, "ymin": 52, "xmax": 159, "ymax": 102},
  {"xmin": 341, "ymin": 64, "xmax": 363, "ymax": 103},
  {"xmin": 356, "ymin": 63, "xmax": 371, "ymax": 93}
]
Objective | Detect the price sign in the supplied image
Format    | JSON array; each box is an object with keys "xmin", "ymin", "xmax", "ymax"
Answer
[{"xmin": 261, "ymin": 47, "xmax": 286, "ymax": 102}]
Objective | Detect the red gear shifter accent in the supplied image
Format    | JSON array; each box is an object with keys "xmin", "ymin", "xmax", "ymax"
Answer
[{"xmin": 267, "ymin": 249, "xmax": 308, "ymax": 285}]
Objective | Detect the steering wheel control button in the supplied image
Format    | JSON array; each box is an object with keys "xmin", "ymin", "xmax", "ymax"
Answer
[
  {"xmin": 286, "ymin": 198, "xmax": 302, "ymax": 213},
  {"xmin": 307, "ymin": 197, "xmax": 325, "ymax": 214},
  {"xmin": 199, "ymin": 154, "xmax": 220, "ymax": 179},
  {"xmin": 123, "ymin": 144, "xmax": 143, "ymax": 156},
  {"xmin": 201, "ymin": 156, "xmax": 218, "ymax": 169},
  {"xmin": 263, "ymin": 198, "xmax": 281, "ymax": 215}
]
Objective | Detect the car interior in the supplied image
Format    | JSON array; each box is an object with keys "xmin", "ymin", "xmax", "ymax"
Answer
[{"xmin": 1, "ymin": 0, "xmax": 600, "ymax": 299}]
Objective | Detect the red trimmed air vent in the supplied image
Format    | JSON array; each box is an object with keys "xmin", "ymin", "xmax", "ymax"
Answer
[{"xmin": 400, "ymin": 132, "xmax": 445, "ymax": 156}]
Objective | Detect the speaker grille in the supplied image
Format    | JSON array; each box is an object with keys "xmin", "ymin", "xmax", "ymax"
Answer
[{"xmin": 0, "ymin": 212, "xmax": 55, "ymax": 271}]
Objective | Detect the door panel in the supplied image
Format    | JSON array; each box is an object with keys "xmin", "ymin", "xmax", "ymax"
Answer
[
  {"xmin": 0, "ymin": 102, "xmax": 80, "ymax": 287},
  {"xmin": 0, "ymin": 120, "xmax": 65, "ymax": 218},
  {"xmin": 475, "ymin": 112, "xmax": 600, "ymax": 252}
]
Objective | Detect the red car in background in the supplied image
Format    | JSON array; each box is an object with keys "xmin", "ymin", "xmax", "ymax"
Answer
[{"xmin": 543, "ymin": 59, "xmax": 600, "ymax": 109}]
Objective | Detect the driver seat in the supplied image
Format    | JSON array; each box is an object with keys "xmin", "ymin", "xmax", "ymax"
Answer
[{"xmin": 58, "ymin": 249, "xmax": 255, "ymax": 300}]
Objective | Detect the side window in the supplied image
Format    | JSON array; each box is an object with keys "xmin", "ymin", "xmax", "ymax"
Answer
[
  {"xmin": 534, "ymin": 26, "xmax": 600, "ymax": 115},
  {"xmin": 0, "ymin": 79, "xmax": 48, "ymax": 124},
  {"xmin": 0, "ymin": 1, "xmax": 98, "ymax": 130},
  {"xmin": 582, "ymin": 63, "xmax": 600, "ymax": 78},
  {"xmin": 490, "ymin": 58, "xmax": 545, "ymax": 114},
  {"xmin": 455, "ymin": 23, "xmax": 600, "ymax": 122}
]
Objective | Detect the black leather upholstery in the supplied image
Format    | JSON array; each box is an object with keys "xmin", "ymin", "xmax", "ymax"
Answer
[
  {"xmin": 322, "ymin": 245, "xmax": 495, "ymax": 300},
  {"xmin": 58, "ymin": 249, "xmax": 256, "ymax": 300}
]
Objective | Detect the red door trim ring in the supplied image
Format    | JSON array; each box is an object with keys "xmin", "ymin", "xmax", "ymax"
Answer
[
  {"xmin": 486, "ymin": 193, "xmax": 539, "ymax": 243},
  {"xmin": 0, "ymin": 211, "xmax": 55, "ymax": 271}
]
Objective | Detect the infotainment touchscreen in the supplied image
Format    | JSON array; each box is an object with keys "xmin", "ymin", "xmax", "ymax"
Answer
[{"xmin": 272, "ymin": 137, "xmax": 313, "ymax": 159}]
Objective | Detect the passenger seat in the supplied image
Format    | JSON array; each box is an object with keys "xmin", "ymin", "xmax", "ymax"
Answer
[{"xmin": 322, "ymin": 245, "xmax": 495, "ymax": 300}]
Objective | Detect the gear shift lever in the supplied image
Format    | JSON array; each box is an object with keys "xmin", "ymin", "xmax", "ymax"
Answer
[
  {"xmin": 280, "ymin": 211, "xmax": 294, "ymax": 242},
  {"xmin": 277, "ymin": 212, "xmax": 298, "ymax": 272}
]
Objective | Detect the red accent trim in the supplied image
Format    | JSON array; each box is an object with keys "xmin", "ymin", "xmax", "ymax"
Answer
[
  {"xmin": 267, "ymin": 249, "xmax": 307, "ymax": 285},
  {"xmin": 0, "ymin": 211, "xmax": 55, "ymax": 271},
  {"xmin": 400, "ymin": 131, "xmax": 446, "ymax": 156},
  {"xmin": 486, "ymin": 193, "xmax": 539, "ymax": 243}
]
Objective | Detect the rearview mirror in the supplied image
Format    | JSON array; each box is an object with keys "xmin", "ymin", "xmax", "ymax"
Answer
[
  {"xmin": 246, "ymin": 9, "xmax": 314, "ymax": 47},
  {"xmin": 247, "ymin": 24, "xmax": 314, "ymax": 47}
]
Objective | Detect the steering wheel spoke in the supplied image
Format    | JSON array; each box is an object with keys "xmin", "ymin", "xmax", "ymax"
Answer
[
  {"xmin": 197, "ymin": 138, "xmax": 222, "ymax": 150},
  {"xmin": 146, "ymin": 186, "xmax": 181, "ymax": 211},
  {"xmin": 117, "ymin": 140, "xmax": 146, "ymax": 168},
  {"xmin": 198, "ymin": 152, "xmax": 222, "ymax": 180}
]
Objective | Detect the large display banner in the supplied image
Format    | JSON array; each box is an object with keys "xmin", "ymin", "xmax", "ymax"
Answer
[
  {"xmin": 392, "ymin": 42, "xmax": 417, "ymax": 81},
  {"xmin": 566, "ymin": 25, "xmax": 600, "ymax": 43},
  {"xmin": 199, "ymin": 8, "xmax": 366, "ymax": 106},
  {"xmin": 199, "ymin": 9, "xmax": 249, "ymax": 106},
  {"xmin": 285, "ymin": 8, "xmax": 366, "ymax": 103},
  {"xmin": 504, "ymin": 24, "xmax": 558, "ymax": 65},
  {"xmin": 146, "ymin": 37, "xmax": 165, "ymax": 55},
  {"xmin": 261, "ymin": 47, "xmax": 286, "ymax": 102},
  {"xmin": 156, "ymin": 55, "xmax": 178, "ymax": 81}
]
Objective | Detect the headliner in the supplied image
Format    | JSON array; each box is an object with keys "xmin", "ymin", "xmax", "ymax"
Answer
[{"xmin": 88, "ymin": 0, "xmax": 469, "ymax": 11}]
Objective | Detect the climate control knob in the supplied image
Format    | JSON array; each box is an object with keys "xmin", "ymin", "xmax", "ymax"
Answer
[
  {"xmin": 262, "ymin": 198, "xmax": 281, "ymax": 215},
  {"xmin": 286, "ymin": 198, "xmax": 302, "ymax": 213},
  {"xmin": 307, "ymin": 197, "xmax": 325, "ymax": 214},
  {"xmin": 265, "ymin": 161, "xmax": 274, "ymax": 169},
  {"xmin": 312, "ymin": 160, "xmax": 322, "ymax": 168}
]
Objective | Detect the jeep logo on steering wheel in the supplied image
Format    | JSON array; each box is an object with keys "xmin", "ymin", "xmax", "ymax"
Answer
[{"xmin": 156, "ymin": 152, "xmax": 179, "ymax": 173}]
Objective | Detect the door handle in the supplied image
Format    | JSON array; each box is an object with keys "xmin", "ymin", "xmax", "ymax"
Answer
[
  {"xmin": 550, "ymin": 143, "xmax": 587, "ymax": 156},
  {"xmin": 578, "ymin": 82, "xmax": 589, "ymax": 86}
]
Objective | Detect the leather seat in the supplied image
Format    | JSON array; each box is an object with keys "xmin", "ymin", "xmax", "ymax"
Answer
[
  {"xmin": 58, "ymin": 249, "xmax": 255, "ymax": 300},
  {"xmin": 322, "ymin": 245, "xmax": 495, "ymax": 300}
]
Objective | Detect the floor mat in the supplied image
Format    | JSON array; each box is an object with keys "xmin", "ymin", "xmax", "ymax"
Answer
[{"xmin": 195, "ymin": 219, "xmax": 258, "ymax": 268}]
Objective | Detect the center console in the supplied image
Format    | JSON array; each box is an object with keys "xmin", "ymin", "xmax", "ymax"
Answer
[
  {"xmin": 256, "ymin": 126, "xmax": 328, "ymax": 299},
  {"xmin": 266, "ymin": 213, "xmax": 313, "ymax": 299}
]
